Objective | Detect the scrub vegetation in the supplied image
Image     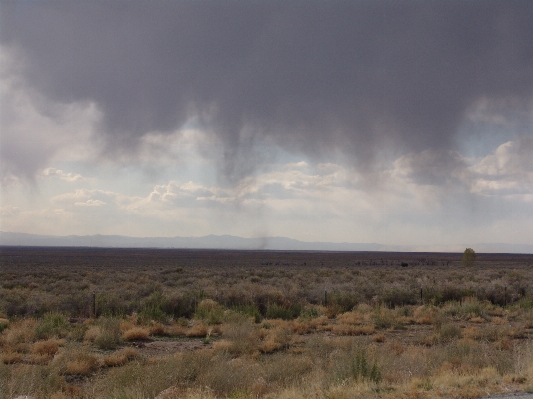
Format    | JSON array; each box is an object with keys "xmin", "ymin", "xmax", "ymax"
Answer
[{"xmin": 1, "ymin": 247, "xmax": 533, "ymax": 399}]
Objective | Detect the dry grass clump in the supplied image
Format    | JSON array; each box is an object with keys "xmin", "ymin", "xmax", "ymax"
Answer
[
  {"xmin": 219, "ymin": 321, "xmax": 261, "ymax": 355},
  {"xmin": 332, "ymin": 324, "xmax": 375, "ymax": 336},
  {"xmin": 431, "ymin": 366, "xmax": 502, "ymax": 398},
  {"xmin": 494, "ymin": 338, "xmax": 513, "ymax": 351},
  {"xmin": 119, "ymin": 319, "xmax": 135, "ymax": 333},
  {"xmin": 420, "ymin": 333, "xmax": 439, "ymax": 347},
  {"xmin": 337, "ymin": 311, "xmax": 364, "ymax": 325},
  {"xmin": 165, "ymin": 324, "xmax": 188, "ymax": 336},
  {"xmin": 212, "ymin": 340, "xmax": 234, "ymax": 353},
  {"xmin": 438, "ymin": 323, "xmax": 462, "ymax": 342},
  {"xmin": 215, "ymin": 321, "xmax": 294, "ymax": 355},
  {"xmin": 488, "ymin": 307, "xmax": 504, "ymax": 317},
  {"xmin": 308, "ymin": 315, "xmax": 329, "ymax": 328},
  {"xmin": 522, "ymin": 310, "xmax": 533, "ymax": 329},
  {"xmin": 1, "ymin": 319, "xmax": 36, "ymax": 347},
  {"xmin": 373, "ymin": 307, "xmax": 405, "ymax": 330},
  {"xmin": 388, "ymin": 340, "xmax": 405, "ymax": 355},
  {"xmin": 507, "ymin": 326, "xmax": 526, "ymax": 339},
  {"xmin": 122, "ymin": 326, "xmax": 150, "ymax": 341},
  {"xmin": 197, "ymin": 299, "xmax": 219, "ymax": 311},
  {"xmin": 258, "ymin": 336, "xmax": 282, "ymax": 354},
  {"xmin": 261, "ymin": 353, "xmax": 314, "ymax": 388},
  {"xmin": 103, "ymin": 347, "xmax": 139, "ymax": 367},
  {"xmin": 413, "ymin": 305, "xmax": 438, "ymax": 325},
  {"xmin": 156, "ymin": 387, "xmax": 217, "ymax": 399},
  {"xmin": 196, "ymin": 356, "xmax": 264, "ymax": 396},
  {"xmin": 258, "ymin": 324, "xmax": 294, "ymax": 354},
  {"xmin": 83, "ymin": 325, "xmax": 102, "ymax": 342},
  {"xmin": 2, "ymin": 351, "xmax": 24, "ymax": 364},
  {"xmin": 372, "ymin": 333, "xmax": 385, "ymax": 343},
  {"xmin": 290, "ymin": 320, "xmax": 313, "ymax": 334},
  {"xmin": 462, "ymin": 326, "xmax": 482, "ymax": 340},
  {"xmin": 490, "ymin": 316, "xmax": 509, "ymax": 326},
  {"xmin": 186, "ymin": 323, "xmax": 209, "ymax": 337},
  {"xmin": 64, "ymin": 351, "xmax": 100, "ymax": 375},
  {"xmin": 149, "ymin": 322, "xmax": 168, "ymax": 336},
  {"xmin": 27, "ymin": 352, "xmax": 55, "ymax": 365},
  {"xmin": 31, "ymin": 338, "xmax": 63, "ymax": 356}
]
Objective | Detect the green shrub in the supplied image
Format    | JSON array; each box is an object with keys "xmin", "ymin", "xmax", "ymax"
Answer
[
  {"xmin": 69, "ymin": 324, "xmax": 89, "ymax": 342},
  {"xmin": 35, "ymin": 312, "xmax": 69, "ymax": 339},
  {"xmin": 518, "ymin": 298, "xmax": 533, "ymax": 309},
  {"xmin": 232, "ymin": 304, "xmax": 262, "ymax": 323},
  {"xmin": 462, "ymin": 248, "xmax": 476, "ymax": 267},
  {"xmin": 95, "ymin": 292, "xmax": 131, "ymax": 318},
  {"xmin": 461, "ymin": 298, "xmax": 487, "ymax": 318},
  {"xmin": 140, "ymin": 291, "xmax": 169, "ymax": 323},
  {"xmin": 163, "ymin": 294, "xmax": 196, "ymax": 319},
  {"xmin": 382, "ymin": 288, "xmax": 418, "ymax": 307},
  {"xmin": 266, "ymin": 303, "xmax": 301, "ymax": 320},
  {"xmin": 329, "ymin": 291, "xmax": 361, "ymax": 312},
  {"xmin": 396, "ymin": 306, "xmax": 413, "ymax": 317},
  {"xmin": 374, "ymin": 307, "xmax": 404, "ymax": 330},
  {"xmin": 300, "ymin": 306, "xmax": 320, "ymax": 319},
  {"xmin": 332, "ymin": 349, "xmax": 382, "ymax": 384},
  {"xmin": 439, "ymin": 323, "xmax": 462, "ymax": 342},
  {"xmin": 195, "ymin": 299, "xmax": 225, "ymax": 325},
  {"xmin": 139, "ymin": 305, "xmax": 168, "ymax": 323},
  {"xmin": 94, "ymin": 317, "xmax": 121, "ymax": 350}
]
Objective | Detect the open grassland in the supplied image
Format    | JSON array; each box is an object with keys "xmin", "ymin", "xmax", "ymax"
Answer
[{"xmin": 1, "ymin": 247, "xmax": 533, "ymax": 399}]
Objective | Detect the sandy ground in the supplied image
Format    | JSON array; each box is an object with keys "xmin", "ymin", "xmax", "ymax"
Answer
[{"xmin": 131, "ymin": 338, "xmax": 210, "ymax": 357}]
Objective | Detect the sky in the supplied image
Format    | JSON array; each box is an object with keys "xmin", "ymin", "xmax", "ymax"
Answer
[{"xmin": 1, "ymin": 1, "xmax": 532, "ymax": 248}]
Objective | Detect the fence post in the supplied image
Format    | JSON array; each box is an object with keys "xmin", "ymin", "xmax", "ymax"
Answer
[
  {"xmin": 92, "ymin": 291, "xmax": 96, "ymax": 318},
  {"xmin": 504, "ymin": 286, "xmax": 507, "ymax": 308},
  {"xmin": 324, "ymin": 287, "xmax": 328, "ymax": 306},
  {"xmin": 420, "ymin": 287, "xmax": 423, "ymax": 304}
]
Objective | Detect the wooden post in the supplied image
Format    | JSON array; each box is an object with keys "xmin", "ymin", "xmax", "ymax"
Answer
[
  {"xmin": 504, "ymin": 286, "xmax": 507, "ymax": 308},
  {"xmin": 324, "ymin": 287, "xmax": 328, "ymax": 306},
  {"xmin": 420, "ymin": 287, "xmax": 423, "ymax": 304},
  {"xmin": 92, "ymin": 291, "xmax": 96, "ymax": 318}
]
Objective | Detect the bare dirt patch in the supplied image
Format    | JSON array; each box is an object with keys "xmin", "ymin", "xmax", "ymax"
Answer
[{"xmin": 130, "ymin": 338, "xmax": 210, "ymax": 357}]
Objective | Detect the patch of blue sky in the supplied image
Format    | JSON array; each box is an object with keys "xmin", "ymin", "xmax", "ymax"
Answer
[{"xmin": 457, "ymin": 123, "xmax": 522, "ymax": 160}]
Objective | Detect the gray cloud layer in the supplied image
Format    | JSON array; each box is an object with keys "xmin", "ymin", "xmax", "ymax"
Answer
[{"xmin": 1, "ymin": 1, "xmax": 532, "ymax": 180}]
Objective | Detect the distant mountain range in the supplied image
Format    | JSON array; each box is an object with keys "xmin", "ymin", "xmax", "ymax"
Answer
[{"xmin": 0, "ymin": 231, "xmax": 532, "ymax": 253}]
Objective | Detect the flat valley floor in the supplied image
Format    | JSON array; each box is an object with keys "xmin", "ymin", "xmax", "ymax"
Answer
[{"xmin": 1, "ymin": 247, "xmax": 533, "ymax": 398}]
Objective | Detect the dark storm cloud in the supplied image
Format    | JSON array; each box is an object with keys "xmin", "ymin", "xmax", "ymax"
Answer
[{"xmin": 1, "ymin": 1, "xmax": 532, "ymax": 179}]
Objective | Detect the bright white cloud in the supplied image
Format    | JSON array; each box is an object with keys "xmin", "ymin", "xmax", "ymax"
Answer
[
  {"xmin": 468, "ymin": 137, "xmax": 533, "ymax": 197},
  {"xmin": 75, "ymin": 199, "xmax": 106, "ymax": 207},
  {"xmin": 41, "ymin": 168, "xmax": 88, "ymax": 182}
]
